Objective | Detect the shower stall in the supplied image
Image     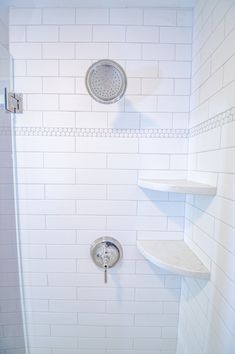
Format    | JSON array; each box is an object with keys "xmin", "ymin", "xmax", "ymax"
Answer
[{"xmin": 1, "ymin": 0, "xmax": 235, "ymax": 354}]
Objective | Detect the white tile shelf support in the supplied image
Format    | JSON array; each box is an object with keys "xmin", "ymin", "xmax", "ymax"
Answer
[
  {"xmin": 137, "ymin": 240, "xmax": 210, "ymax": 279},
  {"xmin": 138, "ymin": 179, "xmax": 217, "ymax": 195}
]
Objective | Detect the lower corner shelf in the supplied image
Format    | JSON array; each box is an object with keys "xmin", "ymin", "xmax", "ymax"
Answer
[
  {"xmin": 138, "ymin": 178, "xmax": 217, "ymax": 195},
  {"xmin": 137, "ymin": 240, "xmax": 210, "ymax": 279}
]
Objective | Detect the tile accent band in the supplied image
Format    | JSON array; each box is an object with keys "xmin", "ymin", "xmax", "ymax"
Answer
[{"xmin": 0, "ymin": 106, "xmax": 234, "ymax": 138}]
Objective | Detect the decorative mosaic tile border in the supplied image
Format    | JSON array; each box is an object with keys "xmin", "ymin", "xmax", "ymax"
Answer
[
  {"xmin": 189, "ymin": 106, "xmax": 235, "ymax": 137},
  {"xmin": 13, "ymin": 127, "xmax": 189, "ymax": 138},
  {"xmin": 0, "ymin": 106, "xmax": 234, "ymax": 138}
]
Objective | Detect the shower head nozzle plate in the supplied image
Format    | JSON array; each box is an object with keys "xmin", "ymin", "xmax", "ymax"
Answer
[{"xmin": 85, "ymin": 59, "xmax": 127, "ymax": 104}]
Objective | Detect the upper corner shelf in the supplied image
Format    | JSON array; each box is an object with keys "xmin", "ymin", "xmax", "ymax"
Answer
[
  {"xmin": 137, "ymin": 240, "xmax": 210, "ymax": 279},
  {"xmin": 138, "ymin": 179, "xmax": 216, "ymax": 195}
]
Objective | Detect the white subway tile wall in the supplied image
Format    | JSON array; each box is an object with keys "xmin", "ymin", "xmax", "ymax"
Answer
[
  {"xmin": 177, "ymin": 1, "xmax": 235, "ymax": 354},
  {"xmin": 9, "ymin": 6, "xmax": 193, "ymax": 354}
]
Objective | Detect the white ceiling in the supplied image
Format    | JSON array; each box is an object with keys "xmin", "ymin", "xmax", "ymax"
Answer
[{"xmin": 6, "ymin": 0, "xmax": 196, "ymax": 8}]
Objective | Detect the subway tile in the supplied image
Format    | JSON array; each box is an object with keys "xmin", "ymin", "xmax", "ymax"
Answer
[
  {"xmin": 59, "ymin": 59, "xmax": 91, "ymax": 76},
  {"xmin": 51, "ymin": 324, "xmax": 105, "ymax": 337},
  {"xmin": 158, "ymin": 96, "xmax": 190, "ymax": 112},
  {"xmin": 60, "ymin": 94, "xmax": 91, "ymax": 111},
  {"xmin": 93, "ymin": 25, "xmax": 125, "ymax": 42},
  {"xmin": 144, "ymin": 9, "xmax": 176, "ymax": 26},
  {"xmin": 16, "ymin": 136, "xmax": 75, "ymax": 152},
  {"xmin": 76, "ymin": 137, "xmax": 138, "ymax": 153},
  {"xmin": 18, "ymin": 199, "xmax": 76, "ymax": 215},
  {"xmin": 174, "ymin": 79, "xmax": 191, "ymax": 95},
  {"xmin": 13, "ymin": 59, "xmax": 27, "ymax": 76},
  {"xmin": 46, "ymin": 215, "xmax": 106, "ymax": 230},
  {"xmin": 76, "ymin": 43, "xmax": 108, "ymax": 59},
  {"xmin": 125, "ymin": 95, "xmax": 157, "ymax": 113},
  {"xmin": 9, "ymin": 26, "xmax": 26, "ymax": 42},
  {"xmin": 107, "ymin": 185, "xmax": 168, "ymax": 201},
  {"xmin": 107, "ymin": 216, "xmax": 167, "ymax": 231},
  {"xmin": 27, "ymin": 59, "xmax": 59, "ymax": 76},
  {"xmin": 142, "ymin": 78, "xmax": 174, "ymax": 95},
  {"xmin": 43, "ymin": 8, "xmax": 76, "ymax": 24},
  {"xmin": 134, "ymin": 338, "xmax": 177, "ymax": 350},
  {"xmin": 126, "ymin": 26, "xmax": 159, "ymax": 43},
  {"xmin": 22, "ymin": 259, "xmax": 76, "ymax": 273},
  {"xmin": 43, "ymin": 43, "xmax": 75, "ymax": 59},
  {"xmin": 16, "ymin": 152, "xmax": 44, "ymax": 168},
  {"xmin": 23, "ymin": 273, "xmax": 47, "ymax": 286},
  {"xmin": 107, "ymin": 112, "xmax": 140, "ymax": 129},
  {"xmin": 10, "ymin": 8, "xmax": 42, "ymax": 25},
  {"xmin": 76, "ymin": 112, "xmax": 107, "ymax": 128},
  {"xmin": 10, "ymin": 43, "xmax": 42, "ymax": 59},
  {"xmin": 126, "ymin": 61, "xmax": 158, "ymax": 78},
  {"xmin": 60, "ymin": 25, "xmax": 92, "ymax": 42},
  {"xmin": 15, "ymin": 77, "xmax": 42, "ymax": 94},
  {"xmin": 177, "ymin": 10, "xmax": 193, "ymax": 26},
  {"xmin": 44, "ymin": 152, "xmax": 106, "ymax": 168},
  {"xmin": 76, "ymin": 8, "xmax": 109, "ymax": 24},
  {"xmin": 140, "ymin": 112, "xmax": 173, "ymax": 129},
  {"xmin": 17, "ymin": 184, "xmax": 44, "ymax": 200},
  {"xmin": 50, "ymin": 300, "xmax": 106, "ymax": 314},
  {"xmin": 45, "ymin": 184, "xmax": 106, "ymax": 200},
  {"xmin": 106, "ymin": 301, "xmax": 163, "ymax": 314},
  {"xmin": 175, "ymin": 44, "xmax": 192, "ymax": 60},
  {"xmin": 77, "ymin": 169, "xmax": 138, "ymax": 185},
  {"xmin": 138, "ymin": 201, "xmax": 185, "ymax": 217},
  {"xmin": 135, "ymin": 288, "xmax": 180, "ymax": 302},
  {"xmin": 160, "ymin": 26, "xmax": 192, "ymax": 44},
  {"xmin": 77, "ymin": 230, "xmax": 137, "ymax": 246},
  {"xmin": 18, "ymin": 215, "xmax": 45, "ymax": 230},
  {"xmin": 125, "ymin": 78, "xmax": 142, "ymax": 95},
  {"xmin": 109, "ymin": 43, "xmax": 142, "ymax": 60},
  {"xmin": 159, "ymin": 61, "xmax": 191, "ymax": 78},
  {"xmin": 27, "ymin": 25, "xmax": 59, "ymax": 42},
  {"xmin": 139, "ymin": 138, "xmax": 188, "ymax": 154},
  {"xmin": 43, "ymin": 78, "xmax": 75, "ymax": 94},
  {"xmin": 79, "ymin": 313, "xmax": 134, "ymax": 327},
  {"xmin": 20, "ymin": 229, "xmax": 76, "ymax": 245},
  {"xmin": 26, "ymin": 311, "xmax": 77, "ymax": 323},
  {"xmin": 110, "ymin": 9, "xmax": 143, "ymax": 25},
  {"xmin": 46, "ymin": 245, "xmax": 88, "ymax": 259},
  {"xmin": 77, "ymin": 287, "xmax": 135, "ymax": 301},
  {"xmin": 143, "ymin": 44, "xmax": 175, "ymax": 60},
  {"xmin": 107, "ymin": 154, "xmax": 170, "ymax": 170},
  {"xmin": 211, "ymin": 26, "xmax": 235, "ymax": 73},
  {"xmin": 225, "ymin": 1, "xmax": 235, "ymax": 35},
  {"xmin": 28, "ymin": 336, "xmax": 77, "ymax": 348},
  {"xmin": 77, "ymin": 200, "xmax": 137, "ymax": 215},
  {"xmin": 43, "ymin": 111, "xmax": 76, "ymax": 127},
  {"xmin": 27, "ymin": 94, "xmax": 59, "ymax": 110},
  {"xmin": 17, "ymin": 168, "xmax": 75, "ymax": 184}
]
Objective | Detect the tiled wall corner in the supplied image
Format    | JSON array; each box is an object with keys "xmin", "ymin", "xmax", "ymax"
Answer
[{"xmin": 177, "ymin": 1, "xmax": 235, "ymax": 353}]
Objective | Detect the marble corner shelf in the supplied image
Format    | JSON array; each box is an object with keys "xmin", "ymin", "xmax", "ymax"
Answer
[
  {"xmin": 137, "ymin": 240, "xmax": 210, "ymax": 279},
  {"xmin": 138, "ymin": 178, "xmax": 216, "ymax": 195}
]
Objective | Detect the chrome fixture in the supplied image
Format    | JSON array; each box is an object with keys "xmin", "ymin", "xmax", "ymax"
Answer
[
  {"xmin": 85, "ymin": 59, "xmax": 127, "ymax": 104},
  {"xmin": 90, "ymin": 237, "xmax": 123, "ymax": 283},
  {"xmin": 5, "ymin": 89, "xmax": 23, "ymax": 113}
]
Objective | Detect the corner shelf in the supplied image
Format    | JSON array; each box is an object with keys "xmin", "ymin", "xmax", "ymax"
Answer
[
  {"xmin": 137, "ymin": 240, "xmax": 210, "ymax": 279},
  {"xmin": 138, "ymin": 179, "xmax": 216, "ymax": 195}
]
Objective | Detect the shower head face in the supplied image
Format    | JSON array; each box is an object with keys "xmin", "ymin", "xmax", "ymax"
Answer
[{"xmin": 85, "ymin": 59, "xmax": 127, "ymax": 104}]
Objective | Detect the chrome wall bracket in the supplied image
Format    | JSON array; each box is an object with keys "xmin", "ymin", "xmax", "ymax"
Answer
[
  {"xmin": 90, "ymin": 237, "xmax": 123, "ymax": 283},
  {"xmin": 5, "ymin": 89, "xmax": 23, "ymax": 113}
]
